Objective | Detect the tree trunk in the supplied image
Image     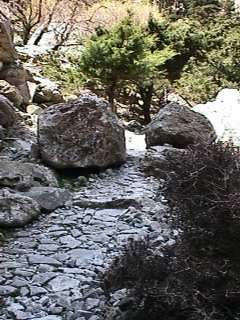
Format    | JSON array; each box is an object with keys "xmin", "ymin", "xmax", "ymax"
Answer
[
  {"xmin": 22, "ymin": 26, "xmax": 32, "ymax": 45},
  {"xmin": 107, "ymin": 82, "xmax": 117, "ymax": 113},
  {"xmin": 33, "ymin": 26, "xmax": 48, "ymax": 45},
  {"xmin": 139, "ymin": 83, "xmax": 154, "ymax": 124}
]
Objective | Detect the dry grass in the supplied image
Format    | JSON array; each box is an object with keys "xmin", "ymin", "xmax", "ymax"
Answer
[{"xmin": 75, "ymin": 0, "xmax": 163, "ymax": 38}]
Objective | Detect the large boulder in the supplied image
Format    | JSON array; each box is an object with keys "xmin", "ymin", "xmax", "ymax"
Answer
[
  {"xmin": 145, "ymin": 102, "xmax": 216, "ymax": 148},
  {"xmin": 0, "ymin": 94, "xmax": 16, "ymax": 128},
  {"xmin": 0, "ymin": 189, "xmax": 40, "ymax": 228},
  {"xmin": 0, "ymin": 80, "xmax": 23, "ymax": 108},
  {"xmin": 38, "ymin": 94, "xmax": 126, "ymax": 169},
  {"xmin": 0, "ymin": 160, "xmax": 58, "ymax": 190}
]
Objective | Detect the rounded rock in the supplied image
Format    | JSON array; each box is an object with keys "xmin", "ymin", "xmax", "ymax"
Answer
[{"xmin": 38, "ymin": 94, "xmax": 126, "ymax": 169}]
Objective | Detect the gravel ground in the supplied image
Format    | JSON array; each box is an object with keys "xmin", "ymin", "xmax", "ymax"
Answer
[{"xmin": 0, "ymin": 132, "xmax": 173, "ymax": 320}]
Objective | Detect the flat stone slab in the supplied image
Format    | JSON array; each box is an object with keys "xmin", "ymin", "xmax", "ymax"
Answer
[
  {"xmin": 23, "ymin": 187, "xmax": 71, "ymax": 212},
  {"xmin": 48, "ymin": 275, "xmax": 80, "ymax": 292},
  {"xmin": 0, "ymin": 285, "xmax": 17, "ymax": 296},
  {"xmin": 27, "ymin": 254, "xmax": 61, "ymax": 266},
  {"xmin": 73, "ymin": 197, "xmax": 142, "ymax": 209},
  {"xmin": 35, "ymin": 317, "xmax": 62, "ymax": 320}
]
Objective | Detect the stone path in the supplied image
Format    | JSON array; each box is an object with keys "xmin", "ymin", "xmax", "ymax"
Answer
[{"xmin": 0, "ymin": 132, "xmax": 172, "ymax": 320}]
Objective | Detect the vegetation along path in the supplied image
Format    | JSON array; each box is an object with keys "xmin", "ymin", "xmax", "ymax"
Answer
[{"xmin": 0, "ymin": 132, "xmax": 173, "ymax": 320}]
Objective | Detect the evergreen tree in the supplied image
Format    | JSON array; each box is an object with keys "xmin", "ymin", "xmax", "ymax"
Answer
[{"xmin": 79, "ymin": 13, "xmax": 176, "ymax": 120}]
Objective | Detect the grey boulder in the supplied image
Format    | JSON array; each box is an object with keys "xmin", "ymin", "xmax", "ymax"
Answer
[
  {"xmin": 0, "ymin": 124, "xmax": 38, "ymax": 161},
  {"xmin": 0, "ymin": 160, "xmax": 58, "ymax": 190},
  {"xmin": 0, "ymin": 189, "xmax": 40, "ymax": 228},
  {"xmin": 23, "ymin": 187, "xmax": 71, "ymax": 212},
  {"xmin": 145, "ymin": 102, "xmax": 216, "ymax": 148},
  {"xmin": 0, "ymin": 80, "xmax": 23, "ymax": 108},
  {"xmin": 38, "ymin": 94, "xmax": 126, "ymax": 169},
  {"xmin": 0, "ymin": 94, "xmax": 16, "ymax": 128}
]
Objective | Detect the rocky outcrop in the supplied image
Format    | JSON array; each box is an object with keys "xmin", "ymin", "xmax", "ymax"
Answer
[
  {"xmin": 145, "ymin": 102, "xmax": 216, "ymax": 148},
  {"xmin": 0, "ymin": 125, "xmax": 6, "ymax": 149},
  {"xmin": 0, "ymin": 189, "xmax": 40, "ymax": 228},
  {"xmin": 0, "ymin": 64, "xmax": 31, "ymax": 106},
  {"xmin": 0, "ymin": 94, "xmax": 16, "ymax": 128},
  {"xmin": 0, "ymin": 160, "xmax": 72, "ymax": 226},
  {"xmin": 38, "ymin": 94, "xmax": 126, "ymax": 169},
  {"xmin": 33, "ymin": 77, "xmax": 64, "ymax": 105},
  {"xmin": 0, "ymin": 79, "xmax": 23, "ymax": 108},
  {"xmin": 0, "ymin": 160, "xmax": 58, "ymax": 191},
  {"xmin": 0, "ymin": 13, "xmax": 30, "ymax": 107},
  {"xmin": 0, "ymin": 12, "xmax": 16, "ymax": 64},
  {"xmin": 0, "ymin": 124, "xmax": 38, "ymax": 161},
  {"xmin": 141, "ymin": 145, "xmax": 186, "ymax": 179}
]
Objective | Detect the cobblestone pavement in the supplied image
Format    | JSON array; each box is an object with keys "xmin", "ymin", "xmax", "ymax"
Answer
[{"xmin": 0, "ymin": 133, "xmax": 172, "ymax": 320}]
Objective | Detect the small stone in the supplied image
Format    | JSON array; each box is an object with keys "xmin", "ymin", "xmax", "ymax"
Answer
[
  {"xmin": 0, "ymin": 276, "xmax": 5, "ymax": 284},
  {"xmin": 9, "ymin": 310, "xmax": 32, "ymax": 320},
  {"xmin": 20, "ymin": 287, "xmax": 29, "ymax": 296},
  {"xmin": 89, "ymin": 316, "xmax": 100, "ymax": 320},
  {"xmin": 34, "ymin": 316, "xmax": 62, "ymax": 320},
  {"xmin": 86, "ymin": 298, "xmax": 99, "ymax": 310},
  {"xmin": 29, "ymin": 286, "xmax": 48, "ymax": 296},
  {"xmin": 59, "ymin": 235, "xmax": 81, "ymax": 249},
  {"xmin": 14, "ymin": 270, "xmax": 34, "ymax": 277},
  {"xmin": 7, "ymin": 303, "xmax": 25, "ymax": 312},
  {"xmin": 11, "ymin": 277, "xmax": 28, "ymax": 288},
  {"xmin": 0, "ymin": 285, "xmax": 17, "ymax": 296},
  {"xmin": 48, "ymin": 275, "xmax": 80, "ymax": 292},
  {"xmin": 48, "ymin": 306, "xmax": 63, "ymax": 315},
  {"xmin": 32, "ymin": 272, "xmax": 56, "ymax": 285}
]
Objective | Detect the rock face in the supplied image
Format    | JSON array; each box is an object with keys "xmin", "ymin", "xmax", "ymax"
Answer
[
  {"xmin": 0, "ymin": 13, "xmax": 30, "ymax": 106},
  {"xmin": 0, "ymin": 94, "xmax": 16, "ymax": 128},
  {"xmin": 0, "ymin": 12, "xmax": 16, "ymax": 64},
  {"xmin": 0, "ymin": 64, "xmax": 31, "ymax": 106},
  {"xmin": 0, "ymin": 125, "xmax": 6, "ymax": 149},
  {"xmin": 0, "ymin": 189, "xmax": 40, "ymax": 227},
  {"xmin": 38, "ymin": 94, "xmax": 126, "ymax": 169},
  {"xmin": 142, "ymin": 145, "xmax": 186, "ymax": 179},
  {"xmin": 0, "ymin": 124, "xmax": 38, "ymax": 161},
  {"xmin": 33, "ymin": 77, "xmax": 64, "ymax": 105},
  {"xmin": 145, "ymin": 102, "xmax": 216, "ymax": 148},
  {"xmin": 0, "ymin": 160, "xmax": 58, "ymax": 190}
]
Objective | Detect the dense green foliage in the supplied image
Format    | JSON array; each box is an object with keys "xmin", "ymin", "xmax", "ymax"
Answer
[
  {"xmin": 42, "ymin": 0, "xmax": 240, "ymax": 121},
  {"xmin": 79, "ymin": 13, "xmax": 176, "ymax": 119}
]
